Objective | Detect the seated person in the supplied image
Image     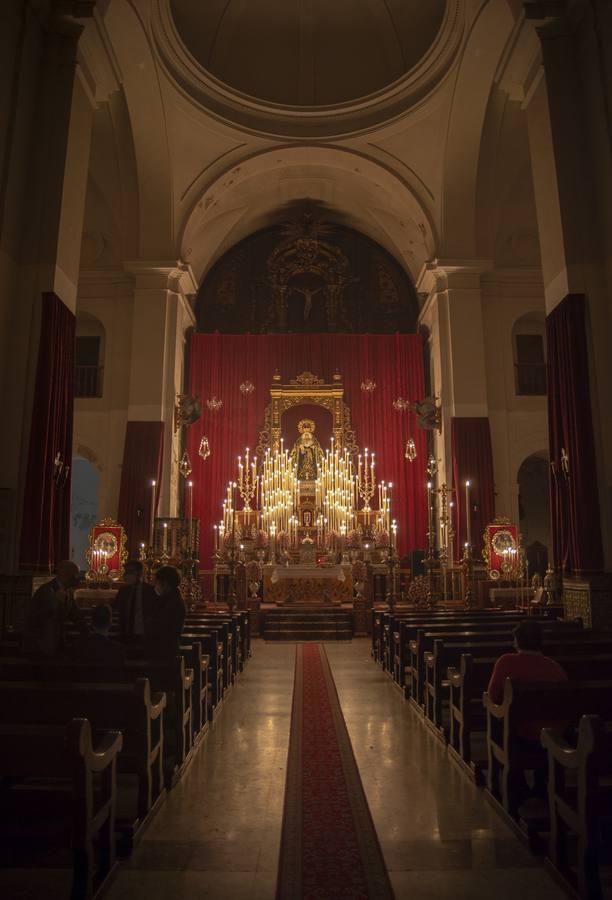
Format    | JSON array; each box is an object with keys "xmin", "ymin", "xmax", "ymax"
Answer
[
  {"xmin": 112, "ymin": 559, "xmax": 157, "ymax": 638},
  {"xmin": 487, "ymin": 619, "xmax": 568, "ymax": 710},
  {"xmin": 75, "ymin": 603, "xmax": 126, "ymax": 666},
  {"xmin": 145, "ymin": 566, "xmax": 186, "ymax": 661},
  {"xmin": 23, "ymin": 560, "xmax": 86, "ymax": 658},
  {"xmin": 487, "ymin": 620, "xmax": 568, "ymax": 801}
]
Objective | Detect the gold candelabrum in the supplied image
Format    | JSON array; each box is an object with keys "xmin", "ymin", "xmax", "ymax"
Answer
[
  {"xmin": 435, "ymin": 482, "xmax": 456, "ymax": 603},
  {"xmin": 237, "ymin": 447, "xmax": 257, "ymax": 513},
  {"xmin": 357, "ymin": 448, "xmax": 376, "ymax": 526}
]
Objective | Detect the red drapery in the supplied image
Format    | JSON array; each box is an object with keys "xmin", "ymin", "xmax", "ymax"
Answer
[
  {"xmin": 546, "ymin": 294, "xmax": 603, "ymax": 575},
  {"xmin": 187, "ymin": 334, "xmax": 428, "ymax": 566},
  {"xmin": 451, "ymin": 417, "xmax": 495, "ymax": 556},
  {"xmin": 117, "ymin": 422, "xmax": 164, "ymax": 554},
  {"xmin": 19, "ymin": 293, "xmax": 75, "ymax": 572}
]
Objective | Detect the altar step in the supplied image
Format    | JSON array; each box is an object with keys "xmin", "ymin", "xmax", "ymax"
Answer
[{"xmin": 262, "ymin": 609, "xmax": 353, "ymax": 642}]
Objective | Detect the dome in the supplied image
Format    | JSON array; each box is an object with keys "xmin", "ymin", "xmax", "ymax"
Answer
[{"xmin": 169, "ymin": 0, "xmax": 447, "ymax": 107}]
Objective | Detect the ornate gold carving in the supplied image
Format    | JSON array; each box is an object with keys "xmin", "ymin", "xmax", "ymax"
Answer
[{"xmin": 291, "ymin": 371, "xmax": 325, "ymax": 386}]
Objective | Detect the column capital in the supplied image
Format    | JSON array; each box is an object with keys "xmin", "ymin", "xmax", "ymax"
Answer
[
  {"xmin": 123, "ymin": 260, "xmax": 199, "ymax": 296},
  {"xmin": 416, "ymin": 259, "xmax": 493, "ymax": 297}
]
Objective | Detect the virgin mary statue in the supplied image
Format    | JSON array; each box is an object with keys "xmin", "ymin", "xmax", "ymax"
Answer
[{"xmin": 289, "ymin": 419, "xmax": 324, "ymax": 481}]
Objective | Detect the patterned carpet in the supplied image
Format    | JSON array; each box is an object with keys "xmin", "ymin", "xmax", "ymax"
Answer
[{"xmin": 277, "ymin": 643, "xmax": 394, "ymax": 899}]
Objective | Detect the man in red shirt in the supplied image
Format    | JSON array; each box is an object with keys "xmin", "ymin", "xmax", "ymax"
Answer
[{"xmin": 487, "ymin": 619, "xmax": 568, "ymax": 707}]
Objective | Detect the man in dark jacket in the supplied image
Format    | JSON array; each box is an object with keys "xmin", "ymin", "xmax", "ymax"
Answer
[
  {"xmin": 23, "ymin": 561, "xmax": 85, "ymax": 657},
  {"xmin": 146, "ymin": 566, "xmax": 186, "ymax": 661},
  {"xmin": 112, "ymin": 559, "xmax": 157, "ymax": 638}
]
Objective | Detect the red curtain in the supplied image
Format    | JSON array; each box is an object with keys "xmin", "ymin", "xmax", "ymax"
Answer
[
  {"xmin": 451, "ymin": 417, "xmax": 495, "ymax": 556},
  {"xmin": 546, "ymin": 294, "xmax": 603, "ymax": 575},
  {"xmin": 117, "ymin": 422, "xmax": 164, "ymax": 554},
  {"xmin": 19, "ymin": 293, "xmax": 75, "ymax": 572},
  {"xmin": 186, "ymin": 334, "xmax": 428, "ymax": 566}
]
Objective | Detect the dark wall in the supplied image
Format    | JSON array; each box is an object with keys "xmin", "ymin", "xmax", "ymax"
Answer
[{"xmin": 195, "ymin": 222, "xmax": 419, "ymax": 334}]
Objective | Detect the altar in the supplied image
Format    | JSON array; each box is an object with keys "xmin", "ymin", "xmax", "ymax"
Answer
[{"xmin": 264, "ymin": 564, "xmax": 352, "ymax": 606}]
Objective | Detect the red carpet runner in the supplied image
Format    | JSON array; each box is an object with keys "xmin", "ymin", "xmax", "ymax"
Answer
[{"xmin": 277, "ymin": 644, "xmax": 395, "ymax": 899}]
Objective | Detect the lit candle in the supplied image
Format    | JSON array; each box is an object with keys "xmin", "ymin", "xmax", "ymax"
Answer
[
  {"xmin": 427, "ymin": 481, "xmax": 433, "ymax": 548},
  {"xmin": 163, "ymin": 522, "xmax": 168, "ymax": 553},
  {"xmin": 188, "ymin": 480, "xmax": 194, "ymax": 551},
  {"xmin": 149, "ymin": 480, "xmax": 156, "ymax": 546},
  {"xmin": 465, "ymin": 480, "xmax": 472, "ymax": 547}
]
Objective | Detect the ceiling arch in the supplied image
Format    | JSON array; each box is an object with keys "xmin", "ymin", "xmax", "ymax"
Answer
[{"xmin": 178, "ymin": 145, "xmax": 437, "ymax": 286}]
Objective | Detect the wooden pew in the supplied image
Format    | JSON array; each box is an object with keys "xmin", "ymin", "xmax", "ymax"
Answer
[
  {"xmin": 181, "ymin": 629, "xmax": 223, "ymax": 708},
  {"xmin": 0, "ymin": 678, "xmax": 166, "ymax": 847},
  {"xmin": 423, "ymin": 628, "xmax": 599, "ymax": 732},
  {"xmin": 448, "ymin": 651, "xmax": 612, "ymax": 781},
  {"xmin": 179, "ymin": 641, "xmax": 209, "ymax": 740},
  {"xmin": 186, "ymin": 616, "xmax": 234, "ymax": 687},
  {"xmin": 0, "ymin": 657, "xmax": 193, "ymax": 785},
  {"xmin": 0, "ymin": 718, "xmax": 122, "ymax": 900},
  {"xmin": 541, "ymin": 715, "xmax": 612, "ymax": 899},
  {"xmin": 482, "ymin": 679, "xmax": 612, "ymax": 819},
  {"xmin": 408, "ymin": 620, "xmax": 581, "ymax": 707}
]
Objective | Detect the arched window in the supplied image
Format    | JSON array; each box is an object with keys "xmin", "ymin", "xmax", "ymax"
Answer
[
  {"xmin": 75, "ymin": 314, "xmax": 105, "ymax": 398},
  {"xmin": 512, "ymin": 313, "xmax": 546, "ymax": 396}
]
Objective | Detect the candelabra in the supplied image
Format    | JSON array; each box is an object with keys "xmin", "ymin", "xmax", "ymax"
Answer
[
  {"xmin": 357, "ymin": 449, "xmax": 376, "ymax": 522},
  {"xmin": 436, "ymin": 483, "xmax": 455, "ymax": 602},
  {"xmin": 237, "ymin": 448, "xmax": 257, "ymax": 512}
]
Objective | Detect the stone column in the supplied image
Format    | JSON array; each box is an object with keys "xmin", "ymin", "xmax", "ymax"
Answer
[
  {"xmin": 417, "ymin": 261, "xmax": 490, "ymax": 486},
  {"xmin": 523, "ymin": 1, "xmax": 612, "ymax": 621},
  {"xmin": 123, "ymin": 263, "xmax": 197, "ymax": 518},
  {"xmin": 0, "ymin": 1, "xmax": 97, "ymax": 571}
]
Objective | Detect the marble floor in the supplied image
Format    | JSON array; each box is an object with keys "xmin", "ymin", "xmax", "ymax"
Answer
[
  {"xmin": 1, "ymin": 640, "xmax": 568, "ymax": 899},
  {"xmin": 103, "ymin": 639, "xmax": 566, "ymax": 900}
]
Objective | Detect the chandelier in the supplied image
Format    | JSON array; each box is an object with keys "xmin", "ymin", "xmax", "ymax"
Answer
[
  {"xmin": 426, "ymin": 454, "xmax": 439, "ymax": 478},
  {"xmin": 393, "ymin": 397, "xmax": 411, "ymax": 412},
  {"xmin": 198, "ymin": 436, "xmax": 211, "ymax": 460},
  {"xmin": 206, "ymin": 396, "xmax": 223, "ymax": 412},
  {"xmin": 239, "ymin": 380, "xmax": 255, "ymax": 396},
  {"xmin": 179, "ymin": 451, "xmax": 193, "ymax": 478},
  {"xmin": 361, "ymin": 378, "xmax": 376, "ymax": 394},
  {"xmin": 405, "ymin": 438, "xmax": 417, "ymax": 462}
]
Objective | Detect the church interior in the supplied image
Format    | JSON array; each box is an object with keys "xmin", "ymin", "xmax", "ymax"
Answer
[{"xmin": 1, "ymin": 1, "xmax": 612, "ymax": 898}]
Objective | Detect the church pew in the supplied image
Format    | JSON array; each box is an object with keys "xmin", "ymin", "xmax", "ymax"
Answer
[
  {"xmin": 408, "ymin": 620, "xmax": 581, "ymax": 707},
  {"xmin": 423, "ymin": 629, "xmax": 602, "ymax": 732},
  {"xmin": 391, "ymin": 610, "xmax": 528, "ymax": 685},
  {"xmin": 0, "ymin": 718, "xmax": 123, "ymax": 900},
  {"xmin": 181, "ymin": 629, "xmax": 224, "ymax": 707},
  {"xmin": 186, "ymin": 616, "xmax": 236, "ymax": 684},
  {"xmin": 448, "ymin": 652, "xmax": 612, "ymax": 783},
  {"xmin": 193, "ymin": 612, "xmax": 249, "ymax": 673},
  {"xmin": 0, "ymin": 657, "xmax": 194, "ymax": 785},
  {"xmin": 0, "ymin": 678, "xmax": 166, "ymax": 846},
  {"xmin": 179, "ymin": 641, "xmax": 209, "ymax": 739},
  {"xmin": 482, "ymin": 679, "xmax": 612, "ymax": 820},
  {"xmin": 542, "ymin": 715, "xmax": 612, "ymax": 899}
]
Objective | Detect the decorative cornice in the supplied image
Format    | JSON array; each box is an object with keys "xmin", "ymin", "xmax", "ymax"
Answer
[{"xmin": 123, "ymin": 260, "xmax": 198, "ymax": 297}]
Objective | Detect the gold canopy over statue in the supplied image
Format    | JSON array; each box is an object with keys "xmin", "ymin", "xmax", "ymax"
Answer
[{"xmin": 290, "ymin": 419, "xmax": 324, "ymax": 481}]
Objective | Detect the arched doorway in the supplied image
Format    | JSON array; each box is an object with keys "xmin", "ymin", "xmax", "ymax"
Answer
[
  {"xmin": 517, "ymin": 453, "xmax": 550, "ymax": 578},
  {"xmin": 70, "ymin": 456, "xmax": 99, "ymax": 570}
]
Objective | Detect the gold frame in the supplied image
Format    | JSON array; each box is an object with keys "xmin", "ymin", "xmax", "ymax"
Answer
[
  {"xmin": 86, "ymin": 517, "xmax": 128, "ymax": 581},
  {"xmin": 256, "ymin": 370, "xmax": 358, "ymax": 456}
]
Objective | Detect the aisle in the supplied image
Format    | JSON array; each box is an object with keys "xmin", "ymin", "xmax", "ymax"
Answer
[
  {"xmin": 105, "ymin": 640, "xmax": 564, "ymax": 900},
  {"xmin": 106, "ymin": 643, "xmax": 295, "ymax": 900},
  {"xmin": 326, "ymin": 641, "xmax": 565, "ymax": 900}
]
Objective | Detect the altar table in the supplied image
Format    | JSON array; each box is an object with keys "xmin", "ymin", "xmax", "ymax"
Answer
[{"xmin": 264, "ymin": 564, "xmax": 353, "ymax": 605}]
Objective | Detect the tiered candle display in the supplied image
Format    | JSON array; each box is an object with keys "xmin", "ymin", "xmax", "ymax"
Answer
[{"xmin": 213, "ymin": 439, "xmax": 397, "ymax": 551}]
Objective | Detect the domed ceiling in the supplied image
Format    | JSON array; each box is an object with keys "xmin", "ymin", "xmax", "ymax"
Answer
[{"xmin": 170, "ymin": 0, "xmax": 447, "ymax": 107}]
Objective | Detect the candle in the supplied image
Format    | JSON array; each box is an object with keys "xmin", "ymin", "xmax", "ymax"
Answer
[
  {"xmin": 188, "ymin": 480, "xmax": 194, "ymax": 551},
  {"xmin": 465, "ymin": 480, "xmax": 472, "ymax": 547},
  {"xmin": 163, "ymin": 522, "xmax": 168, "ymax": 553},
  {"xmin": 427, "ymin": 481, "xmax": 433, "ymax": 549},
  {"xmin": 149, "ymin": 480, "xmax": 156, "ymax": 546}
]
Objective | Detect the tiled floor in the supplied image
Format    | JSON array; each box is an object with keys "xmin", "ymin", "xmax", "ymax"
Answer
[{"xmin": 2, "ymin": 640, "xmax": 567, "ymax": 899}]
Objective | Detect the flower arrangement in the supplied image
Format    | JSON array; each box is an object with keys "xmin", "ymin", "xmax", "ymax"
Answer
[
  {"xmin": 254, "ymin": 529, "xmax": 269, "ymax": 550},
  {"xmin": 245, "ymin": 559, "xmax": 261, "ymax": 581},
  {"xmin": 375, "ymin": 529, "xmax": 390, "ymax": 548},
  {"xmin": 276, "ymin": 530, "xmax": 290, "ymax": 551},
  {"xmin": 408, "ymin": 575, "xmax": 429, "ymax": 606},
  {"xmin": 325, "ymin": 530, "xmax": 341, "ymax": 551},
  {"xmin": 346, "ymin": 529, "xmax": 362, "ymax": 550},
  {"xmin": 352, "ymin": 559, "xmax": 367, "ymax": 582}
]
